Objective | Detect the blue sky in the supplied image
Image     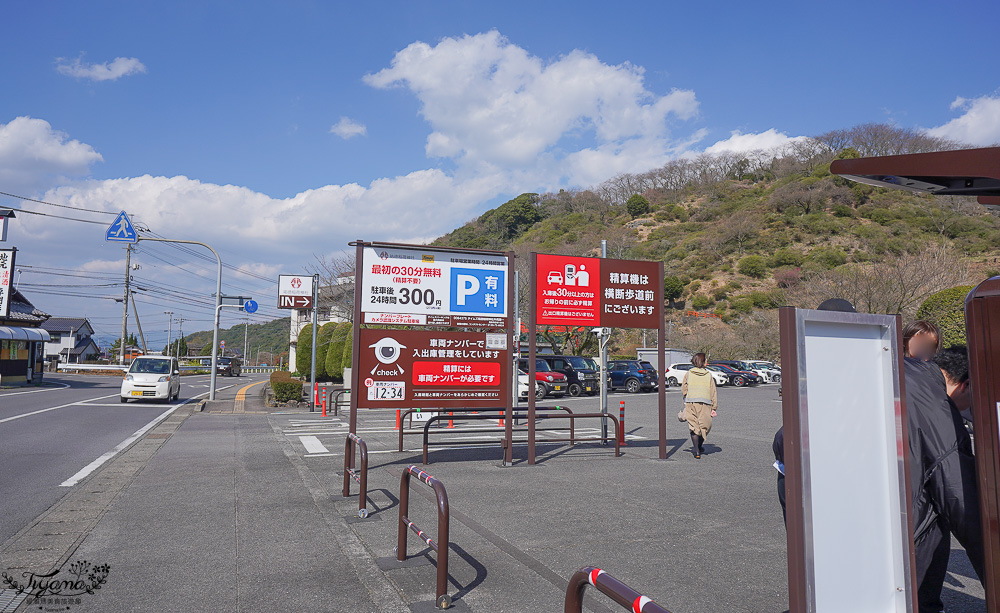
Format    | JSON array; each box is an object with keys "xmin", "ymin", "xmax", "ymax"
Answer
[{"xmin": 1, "ymin": 0, "xmax": 998, "ymax": 348}]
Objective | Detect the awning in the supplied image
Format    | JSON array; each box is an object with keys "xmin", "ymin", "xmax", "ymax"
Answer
[
  {"xmin": 829, "ymin": 146, "xmax": 1000, "ymax": 210},
  {"xmin": 0, "ymin": 326, "xmax": 51, "ymax": 342}
]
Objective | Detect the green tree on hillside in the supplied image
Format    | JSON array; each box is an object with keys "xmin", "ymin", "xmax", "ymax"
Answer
[
  {"xmin": 738, "ymin": 255, "xmax": 768, "ymax": 279},
  {"xmin": 663, "ymin": 276, "xmax": 685, "ymax": 307},
  {"xmin": 626, "ymin": 194, "xmax": 651, "ymax": 218}
]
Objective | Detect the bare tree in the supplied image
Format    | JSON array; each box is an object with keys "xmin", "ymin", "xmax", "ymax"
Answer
[{"xmin": 790, "ymin": 246, "xmax": 969, "ymax": 318}]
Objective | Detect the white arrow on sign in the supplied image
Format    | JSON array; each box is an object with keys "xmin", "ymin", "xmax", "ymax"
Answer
[{"xmin": 278, "ymin": 295, "xmax": 313, "ymax": 309}]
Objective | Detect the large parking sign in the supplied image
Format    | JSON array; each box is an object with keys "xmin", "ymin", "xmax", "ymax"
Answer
[{"xmin": 360, "ymin": 244, "xmax": 510, "ymax": 328}]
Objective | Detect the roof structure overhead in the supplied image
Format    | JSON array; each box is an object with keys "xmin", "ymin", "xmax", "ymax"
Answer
[{"xmin": 830, "ymin": 146, "xmax": 1000, "ymax": 210}]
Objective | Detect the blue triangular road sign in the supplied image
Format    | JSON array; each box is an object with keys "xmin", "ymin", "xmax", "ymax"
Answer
[{"xmin": 106, "ymin": 211, "xmax": 138, "ymax": 243}]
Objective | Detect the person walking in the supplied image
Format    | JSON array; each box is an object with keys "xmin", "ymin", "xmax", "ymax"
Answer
[{"xmin": 681, "ymin": 352, "xmax": 717, "ymax": 459}]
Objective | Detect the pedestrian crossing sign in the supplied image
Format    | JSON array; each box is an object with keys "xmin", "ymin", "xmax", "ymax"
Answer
[{"xmin": 106, "ymin": 211, "xmax": 138, "ymax": 243}]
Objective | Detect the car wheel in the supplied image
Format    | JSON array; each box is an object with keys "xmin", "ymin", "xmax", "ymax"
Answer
[
  {"xmin": 120, "ymin": 396, "xmax": 128, "ymax": 403},
  {"xmin": 734, "ymin": 376, "xmax": 746, "ymax": 387},
  {"xmin": 666, "ymin": 376, "xmax": 678, "ymax": 387},
  {"xmin": 568, "ymin": 383, "xmax": 582, "ymax": 397},
  {"xmin": 626, "ymin": 378, "xmax": 640, "ymax": 393},
  {"xmin": 535, "ymin": 383, "xmax": 546, "ymax": 400},
  {"xmin": 773, "ymin": 374, "xmax": 781, "ymax": 383}
]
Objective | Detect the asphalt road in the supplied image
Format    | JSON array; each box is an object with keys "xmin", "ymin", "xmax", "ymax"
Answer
[{"xmin": 0, "ymin": 372, "xmax": 264, "ymax": 545}]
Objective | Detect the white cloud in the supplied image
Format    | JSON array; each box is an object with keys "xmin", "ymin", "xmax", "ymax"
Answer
[
  {"xmin": 329, "ymin": 117, "xmax": 367, "ymax": 139},
  {"xmin": 0, "ymin": 116, "xmax": 103, "ymax": 194},
  {"xmin": 364, "ymin": 31, "xmax": 698, "ymax": 171},
  {"xmin": 56, "ymin": 56, "xmax": 147, "ymax": 82},
  {"xmin": 703, "ymin": 129, "xmax": 807, "ymax": 155},
  {"xmin": 926, "ymin": 93, "xmax": 1000, "ymax": 146}
]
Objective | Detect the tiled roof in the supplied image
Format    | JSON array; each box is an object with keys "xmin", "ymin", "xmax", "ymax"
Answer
[
  {"xmin": 41, "ymin": 317, "xmax": 91, "ymax": 333},
  {"xmin": 2, "ymin": 289, "xmax": 50, "ymax": 325}
]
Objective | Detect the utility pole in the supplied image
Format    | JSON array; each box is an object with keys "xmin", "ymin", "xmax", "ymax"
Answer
[
  {"xmin": 244, "ymin": 317, "xmax": 249, "ymax": 361},
  {"xmin": 120, "ymin": 244, "xmax": 131, "ymax": 365},
  {"xmin": 130, "ymin": 292, "xmax": 147, "ymax": 354},
  {"xmin": 165, "ymin": 311, "xmax": 173, "ymax": 356},
  {"xmin": 176, "ymin": 317, "xmax": 184, "ymax": 360}
]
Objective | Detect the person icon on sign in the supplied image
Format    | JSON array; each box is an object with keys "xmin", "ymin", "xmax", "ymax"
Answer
[{"xmin": 575, "ymin": 265, "xmax": 590, "ymax": 287}]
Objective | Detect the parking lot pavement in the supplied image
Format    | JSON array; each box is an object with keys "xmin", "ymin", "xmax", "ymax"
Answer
[{"xmin": 277, "ymin": 383, "xmax": 985, "ymax": 612}]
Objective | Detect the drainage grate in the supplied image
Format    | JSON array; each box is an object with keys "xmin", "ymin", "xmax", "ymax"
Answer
[{"xmin": 0, "ymin": 589, "xmax": 28, "ymax": 613}]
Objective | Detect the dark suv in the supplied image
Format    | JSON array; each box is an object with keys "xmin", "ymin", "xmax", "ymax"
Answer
[
  {"xmin": 608, "ymin": 360, "xmax": 658, "ymax": 393},
  {"xmin": 542, "ymin": 355, "xmax": 601, "ymax": 397},
  {"xmin": 216, "ymin": 357, "xmax": 242, "ymax": 377}
]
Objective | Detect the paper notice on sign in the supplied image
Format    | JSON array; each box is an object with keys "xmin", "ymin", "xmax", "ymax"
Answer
[
  {"xmin": 365, "ymin": 312, "xmax": 427, "ymax": 325},
  {"xmin": 368, "ymin": 381, "xmax": 404, "ymax": 401},
  {"xmin": 485, "ymin": 333, "xmax": 508, "ymax": 350}
]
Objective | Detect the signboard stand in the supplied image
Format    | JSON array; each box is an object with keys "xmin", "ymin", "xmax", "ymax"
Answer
[
  {"xmin": 526, "ymin": 252, "xmax": 666, "ymax": 465},
  {"xmin": 964, "ymin": 277, "xmax": 1000, "ymax": 612},
  {"xmin": 779, "ymin": 307, "xmax": 917, "ymax": 612},
  {"xmin": 348, "ymin": 240, "xmax": 515, "ymax": 467}
]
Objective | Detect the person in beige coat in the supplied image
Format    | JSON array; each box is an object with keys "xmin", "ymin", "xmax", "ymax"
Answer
[{"xmin": 680, "ymin": 352, "xmax": 718, "ymax": 459}]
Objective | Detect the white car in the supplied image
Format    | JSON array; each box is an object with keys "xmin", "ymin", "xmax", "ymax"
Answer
[
  {"xmin": 121, "ymin": 356, "xmax": 181, "ymax": 403},
  {"xmin": 517, "ymin": 372, "xmax": 530, "ymax": 399},
  {"xmin": 742, "ymin": 360, "xmax": 781, "ymax": 383},
  {"xmin": 667, "ymin": 363, "xmax": 728, "ymax": 387}
]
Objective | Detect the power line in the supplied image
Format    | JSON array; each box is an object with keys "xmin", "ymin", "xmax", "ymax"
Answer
[{"xmin": 0, "ymin": 190, "xmax": 118, "ymax": 215}]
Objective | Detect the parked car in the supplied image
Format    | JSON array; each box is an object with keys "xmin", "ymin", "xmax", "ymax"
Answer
[
  {"xmin": 121, "ymin": 356, "xmax": 181, "ymax": 403},
  {"xmin": 542, "ymin": 355, "xmax": 601, "ymax": 396},
  {"xmin": 668, "ymin": 362, "xmax": 728, "ymax": 387},
  {"xmin": 741, "ymin": 359, "xmax": 781, "ymax": 383},
  {"xmin": 708, "ymin": 363, "xmax": 759, "ymax": 387},
  {"xmin": 517, "ymin": 372, "xmax": 530, "ymax": 399},
  {"xmin": 710, "ymin": 360, "xmax": 767, "ymax": 383},
  {"xmin": 216, "ymin": 356, "xmax": 242, "ymax": 377},
  {"xmin": 607, "ymin": 360, "xmax": 658, "ymax": 393},
  {"xmin": 518, "ymin": 358, "xmax": 567, "ymax": 400}
]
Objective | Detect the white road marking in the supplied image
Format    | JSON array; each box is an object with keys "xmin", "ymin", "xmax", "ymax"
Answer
[
  {"xmin": 0, "ymin": 393, "xmax": 120, "ymax": 424},
  {"xmin": 303, "ymin": 452, "xmax": 337, "ymax": 457},
  {"xmin": 57, "ymin": 386, "xmax": 232, "ymax": 487},
  {"xmin": 298, "ymin": 435, "xmax": 330, "ymax": 454},
  {"xmin": 0, "ymin": 382, "xmax": 71, "ymax": 396},
  {"xmin": 59, "ymin": 400, "xmax": 190, "ymax": 487}
]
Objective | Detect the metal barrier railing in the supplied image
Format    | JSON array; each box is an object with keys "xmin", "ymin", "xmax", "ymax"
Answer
[
  {"xmin": 342, "ymin": 433, "xmax": 370, "ymax": 518},
  {"xmin": 565, "ymin": 566, "xmax": 671, "ymax": 613},
  {"xmin": 420, "ymin": 412, "xmax": 620, "ymax": 464},
  {"xmin": 397, "ymin": 406, "xmax": 577, "ymax": 452},
  {"xmin": 396, "ymin": 465, "xmax": 452, "ymax": 609}
]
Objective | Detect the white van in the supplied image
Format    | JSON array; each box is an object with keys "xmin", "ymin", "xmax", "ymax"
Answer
[{"xmin": 120, "ymin": 356, "xmax": 181, "ymax": 403}]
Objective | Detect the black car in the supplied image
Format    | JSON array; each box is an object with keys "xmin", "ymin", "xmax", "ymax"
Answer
[
  {"xmin": 216, "ymin": 357, "xmax": 242, "ymax": 377},
  {"xmin": 542, "ymin": 355, "xmax": 601, "ymax": 397},
  {"xmin": 707, "ymin": 363, "xmax": 758, "ymax": 387}
]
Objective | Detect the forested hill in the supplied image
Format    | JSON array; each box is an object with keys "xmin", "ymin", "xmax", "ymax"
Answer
[
  {"xmin": 434, "ymin": 123, "xmax": 999, "ymax": 358},
  {"xmin": 185, "ymin": 317, "xmax": 290, "ymax": 361}
]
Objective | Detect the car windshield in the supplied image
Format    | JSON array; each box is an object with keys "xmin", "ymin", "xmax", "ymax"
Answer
[
  {"xmin": 525, "ymin": 359, "xmax": 551, "ymax": 371},
  {"xmin": 566, "ymin": 356, "xmax": 591, "ymax": 369},
  {"xmin": 130, "ymin": 358, "xmax": 170, "ymax": 374},
  {"xmin": 707, "ymin": 365, "xmax": 726, "ymax": 372},
  {"xmin": 218, "ymin": 358, "xmax": 231, "ymax": 365}
]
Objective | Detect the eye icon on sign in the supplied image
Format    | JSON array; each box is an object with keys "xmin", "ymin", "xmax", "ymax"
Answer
[{"xmin": 369, "ymin": 337, "xmax": 406, "ymax": 374}]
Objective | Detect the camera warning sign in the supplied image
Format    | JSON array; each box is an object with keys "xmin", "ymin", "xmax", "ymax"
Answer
[{"xmin": 356, "ymin": 329, "xmax": 510, "ymax": 408}]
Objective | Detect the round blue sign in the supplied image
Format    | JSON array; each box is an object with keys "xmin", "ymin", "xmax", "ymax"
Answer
[{"xmin": 243, "ymin": 299, "xmax": 258, "ymax": 314}]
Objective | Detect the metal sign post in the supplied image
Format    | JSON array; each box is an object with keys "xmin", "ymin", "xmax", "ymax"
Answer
[{"xmin": 310, "ymin": 274, "xmax": 318, "ymax": 411}]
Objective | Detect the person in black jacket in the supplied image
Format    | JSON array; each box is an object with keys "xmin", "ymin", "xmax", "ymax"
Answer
[{"xmin": 905, "ymin": 351, "xmax": 984, "ymax": 613}]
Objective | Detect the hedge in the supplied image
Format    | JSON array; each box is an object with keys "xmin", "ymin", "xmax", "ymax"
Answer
[
  {"xmin": 915, "ymin": 285, "xmax": 975, "ymax": 349},
  {"xmin": 269, "ymin": 370, "xmax": 303, "ymax": 402}
]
